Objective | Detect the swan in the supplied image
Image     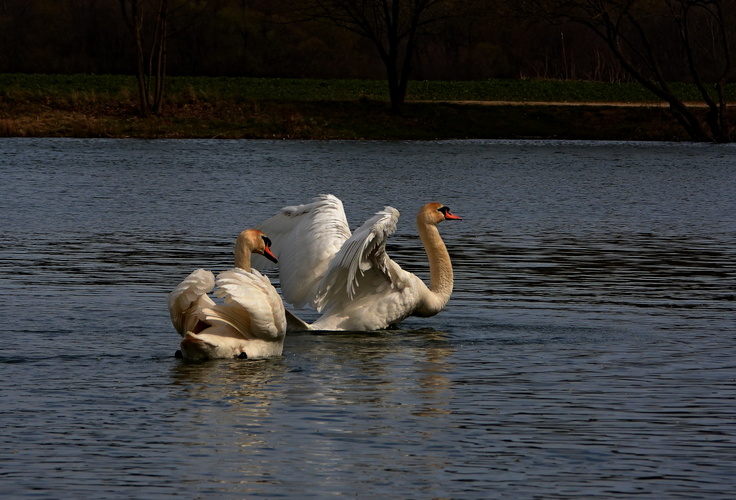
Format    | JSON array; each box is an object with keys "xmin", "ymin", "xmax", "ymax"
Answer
[
  {"xmin": 168, "ymin": 229, "xmax": 286, "ymax": 360},
  {"xmin": 251, "ymin": 194, "xmax": 462, "ymax": 331}
]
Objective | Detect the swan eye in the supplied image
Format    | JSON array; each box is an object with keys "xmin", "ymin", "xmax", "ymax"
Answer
[
  {"xmin": 262, "ymin": 236, "xmax": 273, "ymax": 248},
  {"xmin": 437, "ymin": 206, "xmax": 462, "ymax": 220}
]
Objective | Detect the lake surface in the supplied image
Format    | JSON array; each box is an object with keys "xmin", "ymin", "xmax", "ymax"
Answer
[{"xmin": 1, "ymin": 138, "xmax": 734, "ymax": 498}]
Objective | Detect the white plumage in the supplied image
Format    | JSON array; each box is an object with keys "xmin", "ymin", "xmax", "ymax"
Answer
[
  {"xmin": 253, "ymin": 194, "xmax": 462, "ymax": 331},
  {"xmin": 167, "ymin": 229, "xmax": 286, "ymax": 360}
]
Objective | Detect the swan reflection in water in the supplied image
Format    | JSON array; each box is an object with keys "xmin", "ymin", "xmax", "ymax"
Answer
[
  {"xmin": 167, "ymin": 328, "xmax": 456, "ymax": 491},
  {"xmin": 169, "ymin": 328, "xmax": 456, "ymax": 424}
]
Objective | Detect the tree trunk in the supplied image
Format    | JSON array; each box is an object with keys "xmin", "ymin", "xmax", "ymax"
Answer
[
  {"xmin": 312, "ymin": 0, "xmax": 446, "ymax": 115},
  {"xmin": 120, "ymin": 0, "xmax": 168, "ymax": 117},
  {"xmin": 151, "ymin": 0, "xmax": 168, "ymax": 114}
]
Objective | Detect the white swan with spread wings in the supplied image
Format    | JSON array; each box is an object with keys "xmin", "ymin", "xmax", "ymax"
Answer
[
  {"xmin": 168, "ymin": 229, "xmax": 286, "ymax": 360},
  {"xmin": 252, "ymin": 195, "xmax": 461, "ymax": 331}
]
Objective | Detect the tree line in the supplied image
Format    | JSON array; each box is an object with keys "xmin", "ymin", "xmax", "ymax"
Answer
[
  {"xmin": 1, "ymin": 0, "xmax": 734, "ymax": 141},
  {"xmin": 0, "ymin": 0, "xmax": 674, "ymax": 81}
]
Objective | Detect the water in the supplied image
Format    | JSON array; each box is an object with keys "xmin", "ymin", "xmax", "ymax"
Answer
[{"xmin": 1, "ymin": 138, "xmax": 734, "ymax": 498}]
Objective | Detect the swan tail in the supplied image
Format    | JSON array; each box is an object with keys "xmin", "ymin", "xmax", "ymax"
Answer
[
  {"xmin": 211, "ymin": 268, "xmax": 286, "ymax": 340},
  {"xmin": 285, "ymin": 309, "xmax": 312, "ymax": 332},
  {"xmin": 202, "ymin": 304, "xmax": 253, "ymax": 339}
]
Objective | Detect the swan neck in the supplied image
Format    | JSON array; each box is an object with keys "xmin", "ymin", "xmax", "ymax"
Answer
[
  {"xmin": 417, "ymin": 218, "xmax": 453, "ymax": 309},
  {"xmin": 234, "ymin": 240, "xmax": 252, "ymax": 272}
]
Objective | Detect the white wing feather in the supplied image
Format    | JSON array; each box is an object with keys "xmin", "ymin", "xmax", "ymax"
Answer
[
  {"xmin": 204, "ymin": 268, "xmax": 286, "ymax": 340},
  {"xmin": 167, "ymin": 268, "xmax": 215, "ymax": 336},
  {"xmin": 314, "ymin": 206, "xmax": 402, "ymax": 312},
  {"xmin": 252, "ymin": 194, "xmax": 351, "ymax": 308}
]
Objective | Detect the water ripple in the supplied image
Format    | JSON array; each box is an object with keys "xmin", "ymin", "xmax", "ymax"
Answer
[{"xmin": 1, "ymin": 139, "xmax": 735, "ymax": 499}]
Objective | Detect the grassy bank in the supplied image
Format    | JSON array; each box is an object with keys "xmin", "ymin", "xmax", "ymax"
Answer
[{"xmin": 1, "ymin": 74, "xmax": 733, "ymax": 140}]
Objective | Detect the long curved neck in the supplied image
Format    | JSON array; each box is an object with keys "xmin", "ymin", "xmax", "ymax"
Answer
[
  {"xmin": 234, "ymin": 238, "xmax": 252, "ymax": 271},
  {"xmin": 417, "ymin": 220, "xmax": 453, "ymax": 315}
]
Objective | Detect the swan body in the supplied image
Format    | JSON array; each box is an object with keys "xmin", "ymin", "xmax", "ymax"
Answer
[
  {"xmin": 168, "ymin": 229, "xmax": 286, "ymax": 360},
  {"xmin": 252, "ymin": 195, "xmax": 461, "ymax": 331}
]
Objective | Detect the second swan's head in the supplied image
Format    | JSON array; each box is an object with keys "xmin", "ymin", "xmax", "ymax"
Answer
[
  {"xmin": 417, "ymin": 202, "xmax": 462, "ymax": 226},
  {"xmin": 238, "ymin": 229, "xmax": 278, "ymax": 263}
]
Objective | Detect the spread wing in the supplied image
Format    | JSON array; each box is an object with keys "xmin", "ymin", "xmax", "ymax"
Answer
[
  {"xmin": 314, "ymin": 206, "xmax": 404, "ymax": 312},
  {"xmin": 204, "ymin": 268, "xmax": 286, "ymax": 340},
  {"xmin": 252, "ymin": 194, "xmax": 352, "ymax": 308},
  {"xmin": 167, "ymin": 268, "xmax": 215, "ymax": 336}
]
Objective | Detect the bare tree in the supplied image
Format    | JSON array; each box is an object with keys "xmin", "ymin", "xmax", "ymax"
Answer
[
  {"xmin": 309, "ymin": 0, "xmax": 452, "ymax": 113},
  {"xmin": 119, "ymin": 0, "xmax": 169, "ymax": 116},
  {"xmin": 518, "ymin": 0, "xmax": 734, "ymax": 142},
  {"xmin": 668, "ymin": 0, "xmax": 732, "ymax": 142}
]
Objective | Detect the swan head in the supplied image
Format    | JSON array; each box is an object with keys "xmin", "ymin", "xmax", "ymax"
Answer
[
  {"xmin": 237, "ymin": 229, "xmax": 278, "ymax": 264},
  {"xmin": 417, "ymin": 202, "xmax": 462, "ymax": 226}
]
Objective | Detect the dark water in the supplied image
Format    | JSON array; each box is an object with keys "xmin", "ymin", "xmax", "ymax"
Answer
[{"xmin": 1, "ymin": 138, "xmax": 734, "ymax": 498}]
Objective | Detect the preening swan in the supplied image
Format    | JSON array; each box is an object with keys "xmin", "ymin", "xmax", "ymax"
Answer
[
  {"xmin": 168, "ymin": 229, "xmax": 286, "ymax": 360},
  {"xmin": 252, "ymin": 195, "xmax": 461, "ymax": 331}
]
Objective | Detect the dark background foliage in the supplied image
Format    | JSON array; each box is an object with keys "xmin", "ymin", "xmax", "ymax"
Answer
[{"xmin": 0, "ymin": 0, "xmax": 631, "ymax": 81}]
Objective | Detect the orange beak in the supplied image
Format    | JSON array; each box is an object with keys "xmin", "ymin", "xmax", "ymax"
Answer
[{"xmin": 263, "ymin": 244, "xmax": 278, "ymax": 263}]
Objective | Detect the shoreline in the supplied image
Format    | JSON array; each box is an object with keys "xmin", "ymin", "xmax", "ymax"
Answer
[
  {"xmin": 3, "ymin": 75, "xmax": 732, "ymax": 141},
  {"xmin": 0, "ymin": 98, "xmax": 721, "ymax": 142}
]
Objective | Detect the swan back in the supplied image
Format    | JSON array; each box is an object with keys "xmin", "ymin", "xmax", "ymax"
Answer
[{"xmin": 207, "ymin": 268, "xmax": 286, "ymax": 341}]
